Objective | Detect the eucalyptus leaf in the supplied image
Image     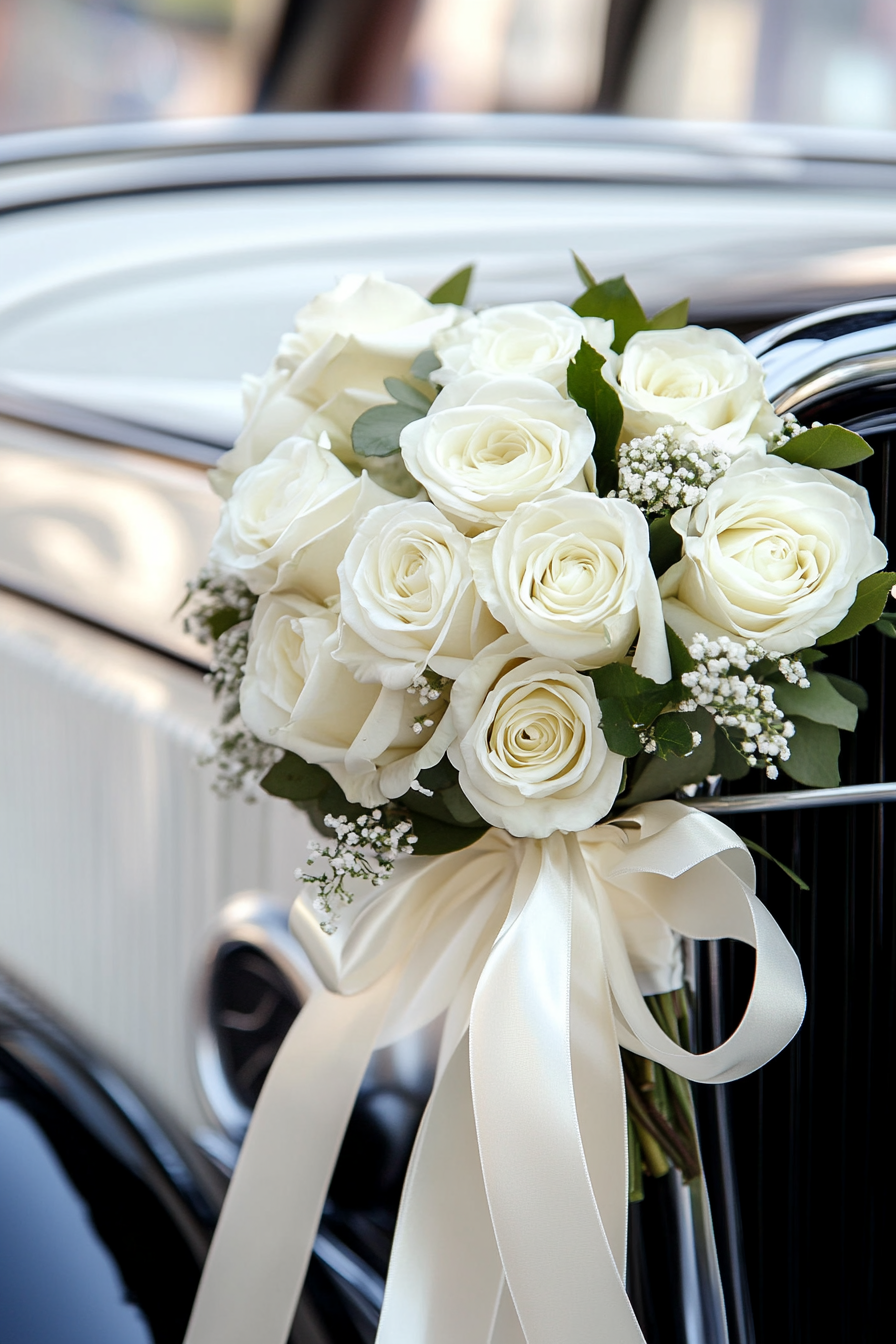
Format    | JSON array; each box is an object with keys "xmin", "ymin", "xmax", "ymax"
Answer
[
  {"xmin": 650, "ymin": 513, "xmax": 682, "ymax": 577},
  {"xmin": 740, "ymin": 838, "xmax": 809, "ymax": 892},
  {"xmin": 572, "ymin": 275, "xmax": 646, "ymax": 354},
  {"xmin": 778, "ymin": 716, "xmax": 841, "ymax": 787},
  {"xmin": 598, "ymin": 699, "xmax": 643, "ymax": 758},
  {"xmin": 771, "ymin": 671, "xmax": 858, "ymax": 732},
  {"xmin": 770, "ymin": 423, "xmax": 872, "ymax": 469},
  {"xmin": 645, "ymin": 298, "xmax": 690, "ymax": 330},
  {"xmin": 351, "ymin": 401, "xmax": 423, "ymax": 457},
  {"xmin": 260, "ymin": 752, "xmax": 330, "ymax": 802},
  {"xmin": 409, "ymin": 349, "xmax": 442, "ymax": 381},
  {"xmin": 383, "ymin": 377, "xmax": 431, "ymax": 412},
  {"xmin": 566, "ymin": 340, "xmax": 623, "ymax": 482},
  {"xmin": 428, "ymin": 265, "xmax": 474, "ymax": 306},
  {"xmin": 621, "ymin": 711, "xmax": 716, "ymax": 805},
  {"xmin": 817, "ymin": 571, "xmax": 896, "ymax": 645}
]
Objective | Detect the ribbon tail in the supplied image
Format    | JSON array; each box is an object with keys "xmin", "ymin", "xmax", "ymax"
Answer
[
  {"xmin": 376, "ymin": 1032, "xmax": 505, "ymax": 1344},
  {"xmin": 470, "ymin": 833, "xmax": 645, "ymax": 1344},
  {"xmin": 184, "ymin": 975, "xmax": 397, "ymax": 1344}
]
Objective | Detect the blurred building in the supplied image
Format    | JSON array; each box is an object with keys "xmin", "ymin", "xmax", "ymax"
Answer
[{"xmin": 2, "ymin": 0, "xmax": 896, "ymax": 134}]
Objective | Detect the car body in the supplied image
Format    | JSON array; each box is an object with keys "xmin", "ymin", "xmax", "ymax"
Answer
[{"xmin": 0, "ymin": 114, "xmax": 893, "ymax": 1342}]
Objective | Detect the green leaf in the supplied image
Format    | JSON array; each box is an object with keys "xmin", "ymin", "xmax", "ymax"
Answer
[
  {"xmin": 770, "ymin": 671, "xmax": 858, "ymax": 732},
  {"xmin": 383, "ymin": 377, "xmax": 431, "ymax": 413},
  {"xmin": 207, "ymin": 605, "xmax": 248, "ymax": 640},
  {"xmin": 645, "ymin": 298, "xmax": 690, "ymax": 330},
  {"xmin": 778, "ymin": 716, "xmax": 841, "ymax": 787},
  {"xmin": 440, "ymin": 784, "xmax": 487, "ymax": 826},
  {"xmin": 666, "ymin": 624, "xmax": 696, "ymax": 678},
  {"xmin": 740, "ymin": 838, "xmax": 809, "ymax": 892},
  {"xmin": 415, "ymin": 758, "xmax": 459, "ymax": 793},
  {"xmin": 566, "ymin": 340, "xmax": 623, "ymax": 483},
  {"xmin": 652, "ymin": 713, "xmax": 698, "ymax": 759},
  {"xmin": 649, "ymin": 512, "xmax": 682, "ymax": 577},
  {"xmin": 598, "ymin": 698, "xmax": 643, "ymax": 758},
  {"xmin": 770, "ymin": 423, "xmax": 873, "ymax": 469},
  {"xmin": 817, "ymin": 571, "xmax": 896, "ymax": 645},
  {"xmin": 621, "ymin": 711, "xmax": 716, "ymax": 805},
  {"xmin": 405, "ymin": 812, "xmax": 489, "ymax": 856},
  {"xmin": 409, "ymin": 349, "xmax": 441, "ymax": 381},
  {"xmin": 713, "ymin": 728, "xmax": 751, "ymax": 780},
  {"xmin": 572, "ymin": 275, "xmax": 647, "ymax": 354},
  {"xmin": 260, "ymin": 752, "xmax": 331, "ymax": 803},
  {"xmin": 428, "ymin": 264, "xmax": 474, "ymax": 306},
  {"xmin": 351, "ymin": 401, "xmax": 424, "ymax": 457},
  {"xmin": 572, "ymin": 251, "xmax": 597, "ymax": 288},
  {"xmin": 824, "ymin": 673, "xmax": 868, "ymax": 711},
  {"xmin": 798, "ymin": 646, "xmax": 827, "ymax": 665},
  {"xmin": 589, "ymin": 663, "xmax": 659, "ymax": 701},
  {"xmin": 875, "ymin": 611, "xmax": 896, "ymax": 637}
]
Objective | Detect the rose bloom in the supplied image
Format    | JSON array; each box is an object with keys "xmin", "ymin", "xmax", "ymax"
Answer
[
  {"xmin": 208, "ymin": 435, "xmax": 396, "ymax": 599},
  {"xmin": 448, "ymin": 635, "xmax": 624, "ymax": 838},
  {"xmin": 210, "ymin": 274, "xmax": 463, "ymax": 498},
  {"xmin": 608, "ymin": 326, "xmax": 780, "ymax": 454},
  {"xmin": 283, "ymin": 625, "xmax": 456, "ymax": 807},
  {"xmin": 240, "ymin": 593, "xmax": 336, "ymax": 750},
  {"xmin": 660, "ymin": 455, "xmax": 889, "ymax": 653},
  {"xmin": 336, "ymin": 500, "xmax": 503, "ymax": 689},
  {"xmin": 470, "ymin": 491, "xmax": 670, "ymax": 683},
  {"xmin": 432, "ymin": 301, "xmax": 614, "ymax": 390},
  {"xmin": 400, "ymin": 373, "xmax": 595, "ymax": 534}
]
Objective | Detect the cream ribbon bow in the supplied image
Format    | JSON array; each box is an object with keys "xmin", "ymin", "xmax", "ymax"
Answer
[{"xmin": 184, "ymin": 800, "xmax": 805, "ymax": 1344}]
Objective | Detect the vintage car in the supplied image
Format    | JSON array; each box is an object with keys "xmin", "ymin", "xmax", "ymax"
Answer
[{"xmin": 0, "ymin": 114, "xmax": 893, "ymax": 1342}]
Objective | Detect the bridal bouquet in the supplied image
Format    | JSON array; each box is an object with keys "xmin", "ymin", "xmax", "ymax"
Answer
[{"xmin": 183, "ymin": 261, "xmax": 891, "ymax": 1344}]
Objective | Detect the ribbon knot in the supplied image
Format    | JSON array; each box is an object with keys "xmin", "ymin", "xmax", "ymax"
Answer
[{"xmin": 184, "ymin": 801, "xmax": 805, "ymax": 1344}]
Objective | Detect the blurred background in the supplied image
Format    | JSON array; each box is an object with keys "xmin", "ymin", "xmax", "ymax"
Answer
[{"xmin": 3, "ymin": 0, "xmax": 896, "ymax": 133}]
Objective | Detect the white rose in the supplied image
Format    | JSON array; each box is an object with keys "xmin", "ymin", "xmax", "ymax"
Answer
[
  {"xmin": 447, "ymin": 635, "xmax": 624, "ymax": 838},
  {"xmin": 240, "ymin": 593, "xmax": 335, "ymax": 749},
  {"xmin": 432, "ymin": 301, "xmax": 614, "ymax": 390},
  {"xmin": 660, "ymin": 455, "xmax": 889, "ymax": 653},
  {"xmin": 609, "ymin": 326, "xmax": 780, "ymax": 454},
  {"xmin": 399, "ymin": 373, "xmax": 596, "ymax": 534},
  {"xmin": 208, "ymin": 435, "xmax": 397, "ymax": 599},
  {"xmin": 470, "ymin": 492, "xmax": 671, "ymax": 682},
  {"xmin": 210, "ymin": 274, "xmax": 463, "ymax": 498},
  {"xmin": 335, "ymin": 500, "xmax": 504, "ymax": 689},
  {"xmin": 285, "ymin": 626, "xmax": 456, "ymax": 807}
]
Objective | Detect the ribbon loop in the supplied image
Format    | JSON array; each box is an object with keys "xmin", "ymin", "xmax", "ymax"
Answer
[{"xmin": 183, "ymin": 802, "xmax": 806, "ymax": 1344}]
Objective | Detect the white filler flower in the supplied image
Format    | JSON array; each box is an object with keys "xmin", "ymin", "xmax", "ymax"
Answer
[
  {"xmin": 609, "ymin": 326, "xmax": 780, "ymax": 455},
  {"xmin": 661, "ymin": 455, "xmax": 889, "ymax": 653},
  {"xmin": 469, "ymin": 491, "xmax": 670, "ymax": 682},
  {"xmin": 432, "ymin": 301, "xmax": 614, "ymax": 390},
  {"xmin": 336, "ymin": 500, "xmax": 503, "ymax": 689},
  {"xmin": 448, "ymin": 635, "xmax": 624, "ymax": 838},
  {"xmin": 400, "ymin": 373, "xmax": 595, "ymax": 534},
  {"xmin": 211, "ymin": 273, "xmax": 463, "ymax": 497}
]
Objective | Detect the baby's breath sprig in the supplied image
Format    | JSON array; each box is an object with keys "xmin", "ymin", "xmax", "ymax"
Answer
[
  {"xmin": 301, "ymin": 811, "xmax": 418, "ymax": 934},
  {"xmin": 766, "ymin": 412, "xmax": 822, "ymax": 451},
  {"xmin": 611, "ymin": 426, "xmax": 731, "ymax": 517},
  {"xmin": 182, "ymin": 567, "xmax": 257, "ymax": 647},
  {"xmin": 678, "ymin": 634, "xmax": 803, "ymax": 779}
]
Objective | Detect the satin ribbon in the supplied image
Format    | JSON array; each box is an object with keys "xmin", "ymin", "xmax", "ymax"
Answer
[{"xmin": 184, "ymin": 801, "xmax": 805, "ymax": 1344}]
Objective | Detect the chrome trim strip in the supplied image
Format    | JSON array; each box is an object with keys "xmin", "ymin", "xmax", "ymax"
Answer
[
  {"xmin": 689, "ymin": 781, "xmax": 896, "ymax": 814},
  {"xmin": 0, "ymin": 384, "xmax": 225, "ymax": 465},
  {"xmin": 773, "ymin": 351, "xmax": 896, "ymax": 414}
]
